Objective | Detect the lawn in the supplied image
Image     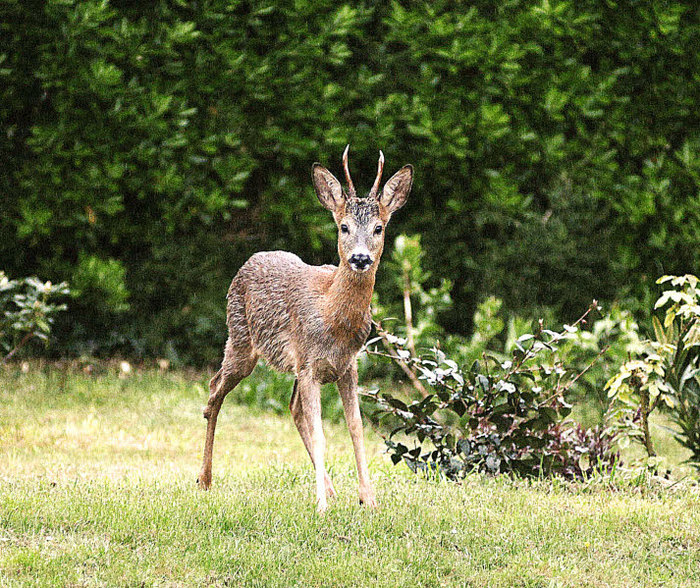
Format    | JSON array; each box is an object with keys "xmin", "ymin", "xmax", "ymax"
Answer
[{"xmin": 1, "ymin": 364, "xmax": 699, "ymax": 587}]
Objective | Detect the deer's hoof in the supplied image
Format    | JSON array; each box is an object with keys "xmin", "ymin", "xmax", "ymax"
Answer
[
  {"xmin": 197, "ymin": 473, "xmax": 212, "ymax": 490},
  {"xmin": 359, "ymin": 492, "xmax": 378, "ymax": 509},
  {"xmin": 325, "ymin": 475, "xmax": 336, "ymax": 498}
]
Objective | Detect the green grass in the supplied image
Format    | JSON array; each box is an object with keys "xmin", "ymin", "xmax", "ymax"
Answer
[{"xmin": 1, "ymin": 364, "xmax": 699, "ymax": 587}]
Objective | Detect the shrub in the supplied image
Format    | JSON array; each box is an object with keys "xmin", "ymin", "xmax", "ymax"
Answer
[
  {"xmin": 372, "ymin": 234, "xmax": 452, "ymax": 356},
  {"xmin": 369, "ymin": 234, "xmax": 535, "ymax": 394},
  {"xmin": 606, "ymin": 275, "xmax": 700, "ymax": 468},
  {"xmin": 365, "ymin": 303, "xmax": 619, "ymax": 480},
  {"xmin": 5, "ymin": 2, "xmax": 700, "ymax": 361},
  {"xmin": 373, "ymin": 234, "xmax": 641, "ymax": 424},
  {"xmin": 556, "ymin": 306, "xmax": 645, "ymax": 416},
  {"xmin": 230, "ymin": 362, "xmax": 345, "ymax": 423},
  {"xmin": 71, "ymin": 254, "xmax": 129, "ymax": 313},
  {"xmin": 0, "ymin": 271, "xmax": 69, "ymax": 363}
]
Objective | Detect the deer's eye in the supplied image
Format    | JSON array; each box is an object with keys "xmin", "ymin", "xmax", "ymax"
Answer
[
  {"xmin": 374, "ymin": 225, "xmax": 383, "ymax": 235},
  {"xmin": 340, "ymin": 224, "xmax": 349, "ymax": 234}
]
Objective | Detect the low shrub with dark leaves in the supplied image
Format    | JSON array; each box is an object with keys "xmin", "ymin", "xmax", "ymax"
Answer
[
  {"xmin": 546, "ymin": 423, "xmax": 620, "ymax": 479},
  {"xmin": 365, "ymin": 304, "xmax": 620, "ymax": 480}
]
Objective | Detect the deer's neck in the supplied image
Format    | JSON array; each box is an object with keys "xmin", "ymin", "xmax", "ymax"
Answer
[{"xmin": 323, "ymin": 263, "xmax": 376, "ymax": 333}]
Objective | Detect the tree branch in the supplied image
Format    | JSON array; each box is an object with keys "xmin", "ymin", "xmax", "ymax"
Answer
[
  {"xmin": 2, "ymin": 331, "xmax": 35, "ymax": 365},
  {"xmin": 370, "ymin": 320, "xmax": 429, "ymax": 397}
]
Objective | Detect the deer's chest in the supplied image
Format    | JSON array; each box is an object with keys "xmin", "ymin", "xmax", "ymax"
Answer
[{"xmin": 307, "ymin": 313, "xmax": 371, "ymax": 383}]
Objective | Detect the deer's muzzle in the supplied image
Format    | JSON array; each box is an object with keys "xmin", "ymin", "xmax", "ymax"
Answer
[{"xmin": 348, "ymin": 253, "xmax": 373, "ymax": 272}]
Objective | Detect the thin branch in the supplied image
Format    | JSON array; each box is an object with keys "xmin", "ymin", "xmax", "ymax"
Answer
[
  {"xmin": 649, "ymin": 393, "xmax": 663, "ymax": 414},
  {"xmin": 403, "ymin": 268, "xmax": 417, "ymax": 358},
  {"xmin": 563, "ymin": 345, "xmax": 610, "ymax": 392},
  {"xmin": 370, "ymin": 320, "xmax": 429, "ymax": 397},
  {"xmin": 639, "ymin": 386, "xmax": 656, "ymax": 458},
  {"xmin": 2, "ymin": 331, "xmax": 35, "ymax": 365}
]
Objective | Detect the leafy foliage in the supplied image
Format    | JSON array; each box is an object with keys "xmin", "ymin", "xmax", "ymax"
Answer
[
  {"xmin": 556, "ymin": 306, "xmax": 645, "ymax": 415},
  {"xmin": 0, "ymin": 271, "xmax": 69, "ymax": 362},
  {"xmin": 606, "ymin": 275, "xmax": 700, "ymax": 468},
  {"xmin": 3, "ymin": 1, "xmax": 700, "ymax": 361},
  {"xmin": 380, "ymin": 234, "xmax": 453, "ymax": 349},
  {"xmin": 368, "ymin": 234, "xmax": 452, "ymax": 385},
  {"xmin": 365, "ymin": 305, "xmax": 619, "ymax": 480}
]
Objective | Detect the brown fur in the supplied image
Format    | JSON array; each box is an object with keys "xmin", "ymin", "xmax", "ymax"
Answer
[{"xmin": 197, "ymin": 148, "xmax": 413, "ymax": 512}]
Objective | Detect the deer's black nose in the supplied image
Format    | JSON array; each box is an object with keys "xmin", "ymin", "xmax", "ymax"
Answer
[{"xmin": 349, "ymin": 253, "xmax": 372, "ymax": 270}]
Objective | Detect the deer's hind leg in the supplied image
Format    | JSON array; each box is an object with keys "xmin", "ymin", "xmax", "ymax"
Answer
[
  {"xmin": 289, "ymin": 381, "xmax": 336, "ymax": 498},
  {"xmin": 291, "ymin": 372, "xmax": 330, "ymax": 512},
  {"xmin": 198, "ymin": 334, "xmax": 257, "ymax": 490}
]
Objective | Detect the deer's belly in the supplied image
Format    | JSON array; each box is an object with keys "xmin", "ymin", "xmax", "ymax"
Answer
[
  {"xmin": 254, "ymin": 335, "xmax": 297, "ymax": 373},
  {"xmin": 255, "ymin": 339, "xmax": 353, "ymax": 382},
  {"xmin": 252, "ymin": 312, "xmax": 368, "ymax": 381}
]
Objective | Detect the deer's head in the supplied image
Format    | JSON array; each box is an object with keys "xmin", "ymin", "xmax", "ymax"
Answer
[{"xmin": 312, "ymin": 146, "xmax": 413, "ymax": 273}]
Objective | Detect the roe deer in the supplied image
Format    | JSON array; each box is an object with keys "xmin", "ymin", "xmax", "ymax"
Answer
[{"xmin": 197, "ymin": 146, "xmax": 413, "ymax": 512}]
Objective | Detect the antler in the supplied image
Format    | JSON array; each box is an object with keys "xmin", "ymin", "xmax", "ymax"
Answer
[
  {"xmin": 342, "ymin": 144, "xmax": 356, "ymax": 198},
  {"xmin": 368, "ymin": 150, "xmax": 384, "ymax": 199}
]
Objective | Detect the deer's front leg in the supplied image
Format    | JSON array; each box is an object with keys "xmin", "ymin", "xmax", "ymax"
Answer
[
  {"xmin": 298, "ymin": 373, "xmax": 329, "ymax": 513},
  {"xmin": 338, "ymin": 364, "xmax": 377, "ymax": 508}
]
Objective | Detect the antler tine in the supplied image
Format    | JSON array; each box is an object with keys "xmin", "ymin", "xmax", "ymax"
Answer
[
  {"xmin": 342, "ymin": 144, "xmax": 356, "ymax": 198},
  {"xmin": 368, "ymin": 150, "xmax": 385, "ymax": 199}
]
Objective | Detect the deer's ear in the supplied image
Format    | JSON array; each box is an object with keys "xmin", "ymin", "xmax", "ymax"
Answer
[
  {"xmin": 312, "ymin": 164, "xmax": 344, "ymax": 211},
  {"xmin": 379, "ymin": 165, "xmax": 413, "ymax": 214}
]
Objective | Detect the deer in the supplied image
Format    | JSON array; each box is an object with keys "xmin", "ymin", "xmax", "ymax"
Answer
[{"xmin": 197, "ymin": 146, "xmax": 413, "ymax": 512}]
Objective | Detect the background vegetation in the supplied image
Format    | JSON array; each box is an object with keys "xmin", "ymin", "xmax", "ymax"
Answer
[
  {"xmin": 3, "ymin": 0, "xmax": 700, "ymax": 363},
  {"xmin": 3, "ymin": 2, "xmax": 700, "ymax": 585}
]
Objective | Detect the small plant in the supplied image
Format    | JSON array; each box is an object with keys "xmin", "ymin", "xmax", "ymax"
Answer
[
  {"xmin": 0, "ymin": 271, "xmax": 70, "ymax": 363},
  {"xmin": 443, "ymin": 296, "xmax": 509, "ymax": 367},
  {"xmin": 555, "ymin": 306, "xmax": 644, "ymax": 415},
  {"xmin": 372, "ymin": 235, "xmax": 529, "ymax": 395},
  {"xmin": 369, "ymin": 234, "xmax": 453, "ymax": 396},
  {"xmin": 365, "ymin": 302, "xmax": 619, "ymax": 480},
  {"xmin": 372, "ymin": 234, "xmax": 451, "ymax": 354},
  {"xmin": 606, "ymin": 275, "xmax": 700, "ymax": 469}
]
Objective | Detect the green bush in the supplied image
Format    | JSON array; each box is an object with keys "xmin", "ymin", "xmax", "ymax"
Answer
[
  {"xmin": 3, "ymin": 1, "xmax": 700, "ymax": 361},
  {"xmin": 555, "ymin": 306, "xmax": 645, "ymax": 417},
  {"xmin": 71, "ymin": 255, "xmax": 129, "ymax": 314},
  {"xmin": 371, "ymin": 234, "xmax": 649, "ymax": 426},
  {"xmin": 231, "ymin": 362, "xmax": 345, "ymax": 423},
  {"xmin": 365, "ymin": 303, "xmax": 619, "ymax": 480}
]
